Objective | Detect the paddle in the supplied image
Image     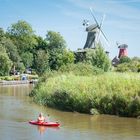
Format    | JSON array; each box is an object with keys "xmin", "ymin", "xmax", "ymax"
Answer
[{"xmin": 45, "ymin": 114, "xmax": 50, "ymax": 122}]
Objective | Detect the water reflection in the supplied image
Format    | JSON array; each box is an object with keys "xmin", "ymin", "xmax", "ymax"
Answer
[
  {"xmin": 38, "ymin": 126, "xmax": 60, "ymax": 134},
  {"xmin": 0, "ymin": 85, "xmax": 140, "ymax": 140},
  {"xmin": 37, "ymin": 126, "xmax": 47, "ymax": 135}
]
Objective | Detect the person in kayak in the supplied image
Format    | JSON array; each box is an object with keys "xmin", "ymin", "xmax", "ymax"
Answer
[{"xmin": 37, "ymin": 112, "xmax": 45, "ymax": 123}]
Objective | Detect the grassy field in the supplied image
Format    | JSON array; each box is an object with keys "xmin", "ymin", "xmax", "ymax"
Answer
[{"xmin": 30, "ymin": 72, "xmax": 140, "ymax": 118}]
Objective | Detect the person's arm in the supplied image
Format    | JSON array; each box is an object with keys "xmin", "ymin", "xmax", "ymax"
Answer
[
  {"xmin": 38, "ymin": 117, "xmax": 42, "ymax": 122},
  {"xmin": 37, "ymin": 117, "xmax": 40, "ymax": 121},
  {"xmin": 43, "ymin": 117, "xmax": 45, "ymax": 122}
]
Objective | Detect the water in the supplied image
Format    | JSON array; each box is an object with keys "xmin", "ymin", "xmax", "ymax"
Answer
[{"xmin": 0, "ymin": 85, "xmax": 140, "ymax": 140}]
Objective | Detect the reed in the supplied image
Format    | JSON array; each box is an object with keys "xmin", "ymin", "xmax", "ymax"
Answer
[{"xmin": 30, "ymin": 72, "xmax": 140, "ymax": 117}]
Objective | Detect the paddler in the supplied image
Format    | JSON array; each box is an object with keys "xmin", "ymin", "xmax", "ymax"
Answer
[{"xmin": 37, "ymin": 112, "xmax": 45, "ymax": 123}]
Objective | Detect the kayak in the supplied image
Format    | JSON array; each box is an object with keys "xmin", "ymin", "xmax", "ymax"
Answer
[{"xmin": 29, "ymin": 120, "xmax": 60, "ymax": 127}]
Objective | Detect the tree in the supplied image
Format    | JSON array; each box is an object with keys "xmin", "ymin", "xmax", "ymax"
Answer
[
  {"xmin": 56, "ymin": 49, "xmax": 75, "ymax": 68},
  {"xmin": 45, "ymin": 31, "xmax": 68, "ymax": 70},
  {"xmin": 3, "ymin": 38, "xmax": 21, "ymax": 74},
  {"xmin": 86, "ymin": 44, "xmax": 111, "ymax": 72},
  {"xmin": 16, "ymin": 61, "xmax": 25, "ymax": 73},
  {"xmin": 34, "ymin": 49, "xmax": 50, "ymax": 75},
  {"xmin": 0, "ymin": 27, "xmax": 21, "ymax": 74},
  {"xmin": 46, "ymin": 31, "xmax": 66, "ymax": 51},
  {"xmin": 0, "ymin": 44, "xmax": 12, "ymax": 76},
  {"xmin": 34, "ymin": 36, "xmax": 48, "ymax": 51},
  {"xmin": 3, "ymin": 38, "xmax": 20, "ymax": 63},
  {"xmin": 7, "ymin": 20, "xmax": 37, "ymax": 53},
  {"xmin": 0, "ymin": 28, "xmax": 5, "ymax": 41},
  {"xmin": 7, "ymin": 20, "xmax": 37, "ymax": 71},
  {"xmin": 21, "ymin": 52, "xmax": 33, "ymax": 68}
]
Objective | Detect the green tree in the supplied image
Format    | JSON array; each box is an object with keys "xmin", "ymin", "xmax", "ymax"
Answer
[
  {"xmin": 86, "ymin": 44, "xmax": 111, "ymax": 72},
  {"xmin": 0, "ymin": 27, "xmax": 21, "ymax": 74},
  {"xmin": 34, "ymin": 49, "xmax": 50, "ymax": 75},
  {"xmin": 16, "ymin": 61, "xmax": 25, "ymax": 73},
  {"xmin": 3, "ymin": 38, "xmax": 20, "ymax": 63},
  {"xmin": 34, "ymin": 36, "xmax": 48, "ymax": 51},
  {"xmin": 21, "ymin": 52, "xmax": 33, "ymax": 68},
  {"xmin": 0, "ymin": 28, "xmax": 5, "ymax": 41},
  {"xmin": 46, "ymin": 31, "xmax": 66, "ymax": 51},
  {"xmin": 3, "ymin": 38, "xmax": 21, "ymax": 74},
  {"xmin": 7, "ymin": 20, "xmax": 37, "ymax": 53},
  {"xmin": 45, "ymin": 31, "xmax": 68, "ymax": 70},
  {"xmin": 56, "ymin": 49, "xmax": 75, "ymax": 69},
  {"xmin": 0, "ymin": 45, "xmax": 12, "ymax": 76}
]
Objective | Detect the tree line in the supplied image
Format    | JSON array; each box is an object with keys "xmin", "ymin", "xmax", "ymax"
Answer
[
  {"xmin": 0, "ymin": 20, "xmax": 112, "ymax": 76},
  {"xmin": 0, "ymin": 20, "xmax": 76, "ymax": 76}
]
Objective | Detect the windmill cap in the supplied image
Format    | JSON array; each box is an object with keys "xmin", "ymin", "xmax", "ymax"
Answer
[{"xmin": 118, "ymin": 44, "xmax": 128, "ymax": 48}]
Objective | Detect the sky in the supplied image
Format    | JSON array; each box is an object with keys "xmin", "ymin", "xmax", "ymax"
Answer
[{"xmin": 0, "ymin": 0, "xmax": 140, "ymax": 58}]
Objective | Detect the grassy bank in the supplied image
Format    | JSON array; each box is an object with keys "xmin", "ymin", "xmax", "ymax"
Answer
[
  {"xmin": 0, "ymin": 75, "xmax": 38, "ymax": 81},
  {"xmin": 30, "ymin": 72, "xmax": 140, "ymax": 118}
]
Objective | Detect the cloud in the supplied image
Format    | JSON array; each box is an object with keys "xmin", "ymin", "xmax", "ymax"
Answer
[
  {"xmin": 107, "ymin": 0, "xmax": 140, "ymax": 4},
  {"xmin": 65, "ymin": 0, "xmax": 140, "ymax": 21}
]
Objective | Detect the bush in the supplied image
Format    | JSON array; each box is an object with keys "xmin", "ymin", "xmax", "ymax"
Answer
[
  {"xmin": 59, "ymin": 63, "xmax": 104, "ymax": 76},
  {"xmin": 30, "ymin": 72, "xmax": 140, "ymax": 118},
  {"xmin": 116, "ymin": 58, "xmax": 140, "ymax": 73},
  {"xmin": 28, "ymin": 75, "xmax": 38, "ymax": 80},
  {"xmin": 119, "ymin": 56, "xmax": 131, "ymax": 64},
  {"xmin": 50, "ymin": 90, "xmax": 74, "ymax": 111},
  {"xmin": 86, "ymin": 45, "xmax": 111, "ymax": 72},
  {"xmin": 3, "ymin": 76, "xmax": 14, "ymax": 81},
  {"xmin": 128, "ymin": 96, "xmax": 140, "ymax": 117}
]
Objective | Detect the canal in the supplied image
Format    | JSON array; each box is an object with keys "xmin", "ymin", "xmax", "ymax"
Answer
[{"xmin": 0, "ymin": 85, "xmax": 140, "ymax": 140}]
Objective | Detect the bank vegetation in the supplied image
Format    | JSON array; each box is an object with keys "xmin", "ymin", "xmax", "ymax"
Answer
[{"xmin": 30, "ymin": 67, "xmax": 140, "ymax": 118}]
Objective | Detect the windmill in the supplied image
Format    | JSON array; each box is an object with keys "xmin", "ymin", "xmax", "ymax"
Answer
[
  {"xmin": 116, "ymin": 42, "xmax": 128, "ymax": 58},
  {"xmin": 83, "ymin": 8, "xmax": 108, "ymax": 49},
  {"xmin": 112, "ymin": 42, "xmax": 128, "ymax": 66}
]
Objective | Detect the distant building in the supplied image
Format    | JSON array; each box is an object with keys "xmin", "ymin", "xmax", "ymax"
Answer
[
  {"xmin": 75, "ymin": 48, "xmax": 109, "ymax": 63},
  {"xmin": 112, "ymin": 44, "xmax": 128, "ymax": 66},
  {"xmin": 112, "ymin": 56, "xmax": 119, "ymax": 66},
  {"xmin": 118, "ymin": 44, "xmax": 128, "ymax": 58}
]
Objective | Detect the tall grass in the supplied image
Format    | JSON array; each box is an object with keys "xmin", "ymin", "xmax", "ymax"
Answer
[{"xmin": 30, "ymin": 72, "xmax": 140, "ymax": 117}]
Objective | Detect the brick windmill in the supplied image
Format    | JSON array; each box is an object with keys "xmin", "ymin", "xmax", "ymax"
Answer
[
  {"xmin": 112, "ymin": 43, "xmax": 128, "ymax": 66},
  {"xmin": 118, "ymin": 43, "xmax": 128, "ymax": 58}
]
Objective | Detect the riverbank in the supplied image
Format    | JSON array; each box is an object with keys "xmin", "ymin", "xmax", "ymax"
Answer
[
  {"xmin": 0, "ymin": 75, "xmax": 38, "ymax": 85},
  {"xmin": 30, "ymin": 72, "xmax": 140, "ymax": 118},
  {"xmin": 0, "ymin": 80, "xmax": 29, "ymax": 85}
]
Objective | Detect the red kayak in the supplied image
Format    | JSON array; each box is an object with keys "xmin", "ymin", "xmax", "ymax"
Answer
[{"xmin": 29, "ymin": 120, "xmax": 60, "ymax": 127}]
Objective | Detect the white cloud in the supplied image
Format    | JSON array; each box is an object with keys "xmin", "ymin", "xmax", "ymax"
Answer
[
  {"xmin": 66, "ymin": 0, "xmax": 140, "ymax": 20},
  {"xmin": 107, "ymin": 0, "xmax": 140, "ymax": 4}
]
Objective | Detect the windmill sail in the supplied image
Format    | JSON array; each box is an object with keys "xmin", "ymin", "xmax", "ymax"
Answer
[{"xmin": 83, "ymin": 8, "xmax": 109, "ymax": 49}]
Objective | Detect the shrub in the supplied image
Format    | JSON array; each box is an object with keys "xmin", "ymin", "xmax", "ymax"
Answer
[
  {"xmin": 128, "ymin": 96, "xmax": 140, "ymax": 117},
  {"xmin": 59, "ymin": 63, "xmax": 104, "ymax": 76},
  {"xmin": 30, "ymin": 72, "xmax": 140, "ymax": 118},
  {"xmin": 86, "ymin": 44, "xmax": 111, "ymax": 72}
]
